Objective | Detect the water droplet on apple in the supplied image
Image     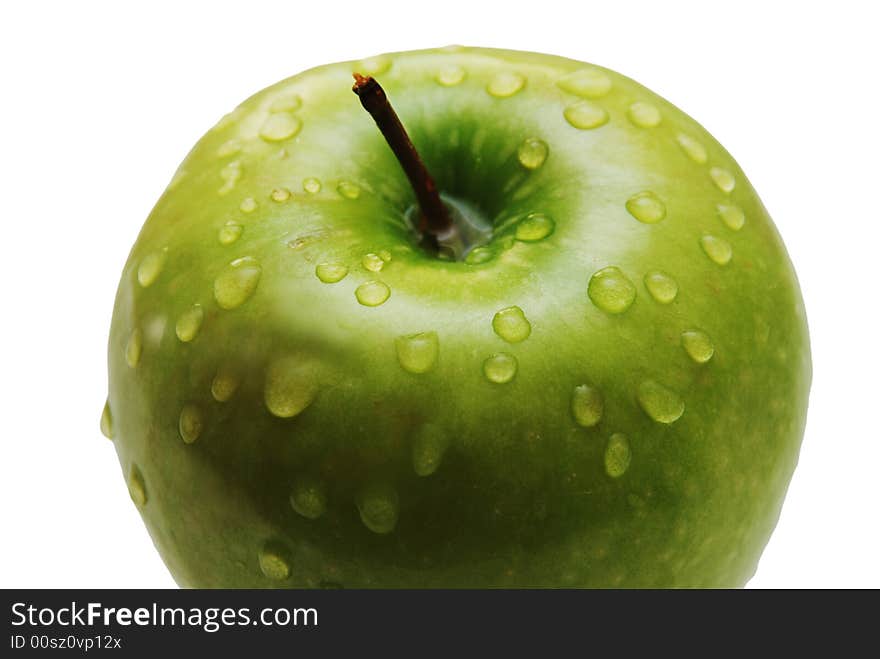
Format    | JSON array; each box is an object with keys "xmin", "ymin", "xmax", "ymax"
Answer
[
  {"xmin": 517, "ymin": 138, "xmax": 549, "ymax": 170},
  {"xmin": 676, "ymin": 133, "xmax": 708, "ymax": 163},
  {"xmin": 264, "ymin": 356, "xmax": 318, "ymax": 419},
  {"xmin": 355, "ymin": 281, "xmax": 390, "ymax": 307},
  {"xmin": 379, "ymin": 250, "xmax": 392, "ymax": 262},
  {"xmin": 362, "ymin": 253, "xmax": 385, "ymax": 272},
  {"xmin": 214, "ymin": 257, "xmax": 262, "ymax": 310},
  {"xmin": 315, "ymin": 262, "xmax": 349, "ymax": 283},
  {"xmin": 700, "ymin": 235, "xmax": 733, "ymax": 266},
  {"xmin": 100, "ymin": 399, "xmax": 113, "ymax": 439},
  {"xmin": 637, "ymin": 379, "xmax": 685, "ymax": 424},
  {"xmin": 137, "ymin": 248, "xmax": 167, "ymax": 287},
  {"xmin": 556, "ymin": 68, "xmax": 612, "ymax": 98},
  {"xmin": 271, "ymin": 187, "xmax": 291, "ymax": 202},
  {"xmin": 709, "ymin": 166, "xmax": 736, "ymax": 193},
  {"xmin": 588, "ymin": 266, "xmax": 636, "ymax": 314},
  {"xmin": 239, "ymin": 197, "xmax": 258, "ymax": 213},
  {"xmin": 259, "ymin": 113, "xmax": 302, "ymax": 142},
  {"xmin": 289, "ymin": 475, "xmax": 327, "ymax": 519},
  {"xmin": 492, "ymin": 306, "xmax": 531, "ymax": 343},
  {"xmin": 625, "ymin": 191, "xmax": 666, "ymax": 224},
  {"xmin": 175, "ymin": 303, "xmax": 204, "ymax": 342},
  {"xmin": 128, "ymin": 465, "xmax": 147, "ymax": 507},
  {"xmin": 303, "ymin": 177, "xmax": 322, "ymax": 194},
  {"xmin": 483, "ymin": 352, "xmax": 518, "ymax": 384},
  {"xmin": 563, "ymin": 101, "xmax": 609, "ymax": 130},
  {"xmin": 681, "ymin": 329, "xmax": 715, "ymax": 363},
  {"xmin": 337, "ymin": 180, "xmax": 361, "ymax": 199},
  {"xmin": 412, "ymin": 424, "xmax": 449, "ymax": 476},
  {"xmin": 211, "ymin": 365, "xmax": 240, "ymax": 402},
  {"xmin": 125, "ymin": 327, "xmax": 143, "ymax": 368},
  {"xmin": 717, "ymin": 203, "xmax": 745, "ymax": 231},
  {"xmin": 218, "ymin": 160, "xmax": 243, "ymax": 195},
  {"xmin": 515, "ymin": 213, "xmax": 555, "ymax": 242},
  {"xmin": 356, "ymin": 482, "xmax": 399, "ymax": 534},
  {"xmin": 218, "ymin": 221, "xmax": 243, "ymax": 245},
  {"xmin": 487, "ymin": 72, "xmax": 525, "ymax": 98},
  {"xmin": 643, "ymin": 271, "xmax": 679, "ymax": 304},
  {"xmin": 395, "ymin": 331, "xmax": 439, "ymax": 374},
  {"xmin": 216, "ymin": 138, "xmax": 242, "ymax": 157},
  {"xmin": 571, "ymin": 384, "xmax": 603, "ymax": 427},
  {"xmin": 258, "ymin": 542, "xmax": 290, "ymax": 580},
  {"xmin": 604, "ymin": 433, "xmax": 631, "ymax": 477},
  {"xmin": 269, "ymin": 93, "xmax": 302, "ymax": 113},
  {"xmin": 465, "ymin": 247, "xmax": 495, "ymax": 264},
  {"xmin": 435, "ymin": 65, "xmax": 466, "ymax": 86},
  {"xmin": 627, "ymin": 101, "xmax": 662, "ymax": 127},
  {"xmin": 358, "ymin": 54, "xmax": 391, "ymax": 75},
  {"xmin": 179, "ymin": 404, "xmax": 203, "ymax": 444}
]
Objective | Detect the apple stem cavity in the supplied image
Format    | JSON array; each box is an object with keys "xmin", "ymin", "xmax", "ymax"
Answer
[{"xmin": 352, "ymin": 73, "xmax": 458, "ymax": 254}]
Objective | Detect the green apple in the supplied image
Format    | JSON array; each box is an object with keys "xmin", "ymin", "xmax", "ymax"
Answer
[{"xmin": 103, "ymin": 46, "xmax": 811, "ymax": 587}]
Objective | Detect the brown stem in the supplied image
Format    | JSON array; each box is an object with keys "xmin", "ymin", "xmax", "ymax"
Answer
[{"xmin": 352, "ymin": 74, "xmax": 453, "ymax": 240}]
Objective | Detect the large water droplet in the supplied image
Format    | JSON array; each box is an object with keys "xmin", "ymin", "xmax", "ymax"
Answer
[
  {"xmin": 290, "ymin": 475, "xmax": 327, "ymax": 519},
  {"xmin": 214, "ymin": 257, "xmax": 262, "ymax": 309},
  {"xmin": 627, "ymin": 101, "xmax": 662, "ymax": 128},
  {"xmin": 125, "ymin": 327, "xmax": 143, "ymax": 368},
  {"xmin": 179, "ymin": 404, "xmax": 203, "ymax": 444},
  {"xmin": 303, "ymin": 177, "xmax": 321, "ymax": 194},
  {"xmin": 362, "ymin": 253, "xmax": 385, "ymax": 272},
  {"xmin": 175, "ymin": 304, "xmax": 204, "ymax": 342},
  {"xmin": 637, "ymin": 380, "xmax": 685, "ymax": 424},
  {"xmin": 556, "ymin": 68, "xmax": 612, "ymax": 98},
  {"xmin": 435, "ymin": 65, "xmax": 465, "ymax": 86},
  {"xmin": 483, "ymin": 352, "xmax": 518, "ymax": 384},
  {"xmin": 271, "ymin": 187, "xmax": 291, "ymax": 202},
  {"xmin": 137, "ymin": 249, "xmax": 167, "ymax": 287},
  {"xmin": 100, "ymin": 399, "xmax": 113, "ymax": 439},
  {"xmin": 571, "ymin": 384, "xmax": 603, "ymax": 427},
  {"xmin": 563, "ymin": 101, "xmax": 609, "ymax": 129},
  {"xmin": 239, "ymin": 197, "xmax": 258, "ymax": 213},
  {"xmin": 216, "ymin": 139, "xmax": 242, "ymax": 157},
  {"xmin": 128, "ymin": 465, "xmax": 147, "ymax": 507},
  {"xmin": 264, "ymin": 356, "xmax": 318, "ymax": 419},
  {"xmin": 465, "ymin": 247, "xmax": 495, "ymax": 265},
  {"xmin": 604, "ymin": 433, "xmax": 631, "ymax": 478},
  {"xmin": 681, "ymin": 329, "xmax": 715, "ymax": 363},
  {"xmin": 515, "ymin": 213, "xmax": 555, "ymax": 242},
  {"xmin": 359, "ymin": 55, "xmax": 391, "ymax": 75},
  {"xmin": 259, "ymin": 113, "xmax": 302, "ymax": 142},
  {"xmin": 337, "ymin": 180, "xmax": 361, "ymax": 199},
  {"xmin": 487, "ymin": 72, "xmax": 525, "ymax": 97},
  {"xmin": 700, "ymin": 235, "xmax": 733, "ymax": 265},
  {"xmin": 395, "ymin": 331, "xmax": 439, "ymax": 374},
  {"xmin": 588, "ymin": 266, "xmax": 636, "ymax": 314},
  {"xmin": 626, "ymin": 191, "xmax": 666, "ymax": 224},
  {"xmin": 355, "ymin": 281, "xmax": 390, "ymax": 307},
  {"xmin": 315, "ymin": 262, "xmax": 349, "ymax": 283},
  {"xmin": 412, "ymin": 424, "xmax": 449, "ymax": 477},
  {"xmin": 270, "ymin": 94, "xmax": 302, "ymax": 113},
  {"xmin": 517, "ymin": 138, "xmax": 549, "ymax": 170},
  {"xmin": 211, "ymin": 365, "xmax": 240, "ymax": 402},
  {"xmin": 258, "ymin": 542, "xmax": 290, "ymax": 580},
  {"xmin": 643, "ymin": 271, "xmax": 678, "ymax": 304},
  {"xmin": 717, "ymin": 203, "xmax": 745, "ymax": 231},
  {"xmin": 709, "ymin": 167, "xmax": 736, "ymax": 193},
  {"xmin": 492, "ymin": 306, "xmax": 531, "ymax": 343},
  {"xmin": 218, "ymin": 221, "xmax": 243, "ymax": 245},
  {"xmin": 676, "ymin": 133, "xmax": 708, "ymax": 163},
  {"xmin": 356, "ymin": 482, "xmax": 399, "ymax": 534}
]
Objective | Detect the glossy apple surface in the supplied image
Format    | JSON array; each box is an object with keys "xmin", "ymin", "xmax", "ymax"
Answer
[{"xmin": 104, "ymin": 46, "xmax": 811, "ymax": 587}]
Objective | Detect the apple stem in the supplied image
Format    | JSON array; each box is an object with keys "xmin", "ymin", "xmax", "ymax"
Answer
[{"xmin": 352, "ymin": 74, "xmax": 453, "ymax": 245}]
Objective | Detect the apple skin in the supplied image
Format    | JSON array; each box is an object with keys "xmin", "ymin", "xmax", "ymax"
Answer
[{"xmin": 105, "ymin": 46, "xmax": 811, "ymax": 587}]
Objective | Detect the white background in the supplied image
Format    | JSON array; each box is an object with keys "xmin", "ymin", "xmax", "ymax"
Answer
[{"xmin": 1, "ymin": 0, "xmax": 877, "ymax": 588}]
